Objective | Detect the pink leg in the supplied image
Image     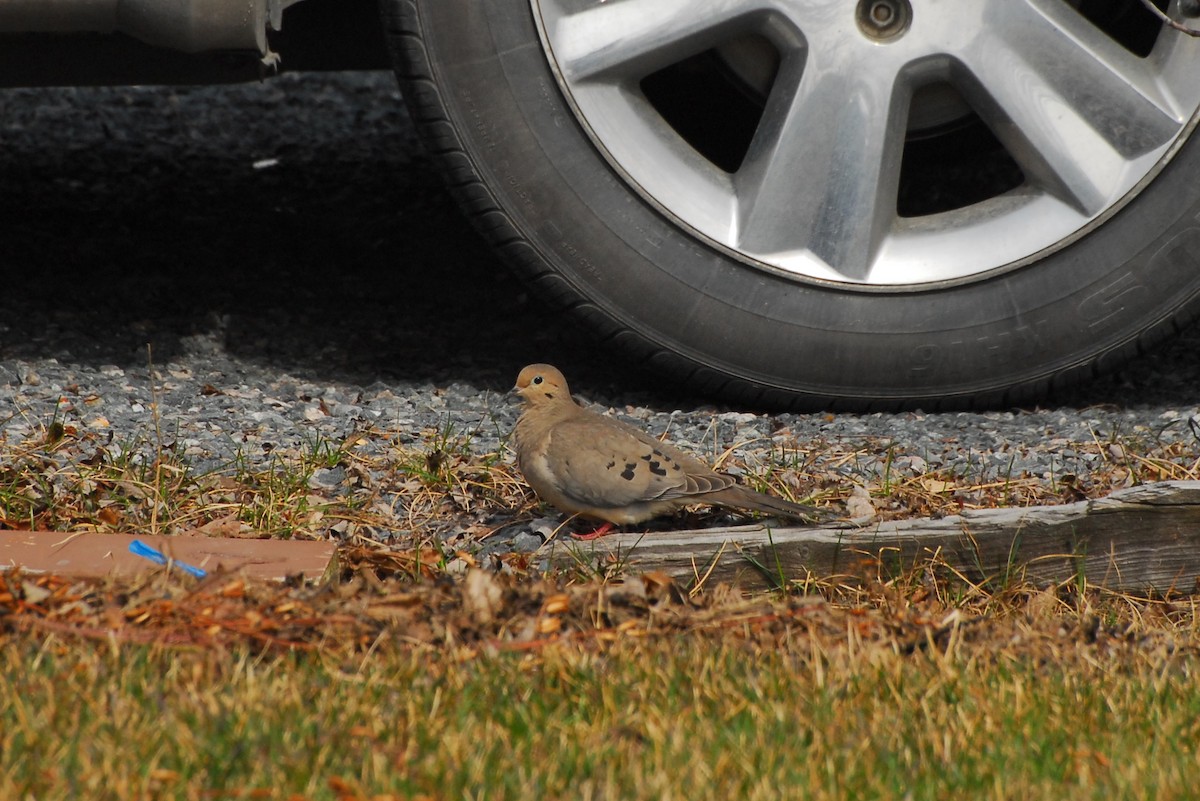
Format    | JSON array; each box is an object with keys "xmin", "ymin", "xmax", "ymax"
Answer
[{"xmin": 571, "ymin": 522, "xmax": 615, "ymax": 540}]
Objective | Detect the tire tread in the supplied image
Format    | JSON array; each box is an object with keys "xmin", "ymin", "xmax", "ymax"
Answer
[{"xmin": 379, "ymin": 0, "xmax": 1200, "ymax": 411}]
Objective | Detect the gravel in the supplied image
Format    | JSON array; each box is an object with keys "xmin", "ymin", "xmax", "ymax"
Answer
[{"xmin": 2, "ymin": 72, "xmax": 1200, "ymax": 553}]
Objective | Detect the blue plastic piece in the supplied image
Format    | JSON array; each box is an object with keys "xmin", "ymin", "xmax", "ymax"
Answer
[{"xmin": 129, "ymin": 539, "xmax": 208, "ymax": 578}]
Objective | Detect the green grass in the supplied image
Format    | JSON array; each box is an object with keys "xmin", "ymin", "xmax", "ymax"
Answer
[{"xmin": 4, "ymin": 612, "xmax": 1199, "ymax": 801}]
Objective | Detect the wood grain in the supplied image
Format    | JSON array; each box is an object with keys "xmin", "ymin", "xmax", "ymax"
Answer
[{"xmin": 557, "ymin": 481, "xmax": 1200, "ymax": 593}]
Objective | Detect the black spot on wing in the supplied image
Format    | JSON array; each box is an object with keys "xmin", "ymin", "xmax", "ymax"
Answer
[
  {"xmin": 621, "ymin": 463, "xmax": 637, "ymax": 481},
  {"xmin": 640, "ymin": 450, "xmax": 673, "ymax": 476}
]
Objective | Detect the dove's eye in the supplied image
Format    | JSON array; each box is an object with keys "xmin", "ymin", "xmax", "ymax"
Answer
[{"xmin": 532, "ymin": 376, "xmax": 544, "ymax": 385}]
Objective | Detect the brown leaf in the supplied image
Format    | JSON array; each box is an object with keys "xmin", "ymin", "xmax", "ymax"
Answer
[
  {"xmin": 921, "ymin": 478, "xmax": 952, "ymax": 494},
  {"xmin": 542, "ymin": 594, "xmax": 570, "ymax": 615},
  {"xmin": 189, "ymin": 513, "xmax": 253, "ymax": 539}
]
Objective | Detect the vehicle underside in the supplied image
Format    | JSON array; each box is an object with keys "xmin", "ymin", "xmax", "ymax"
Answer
[{"xmin": 0, "ymin": 0, "xmax": 387, "ymax": 87}]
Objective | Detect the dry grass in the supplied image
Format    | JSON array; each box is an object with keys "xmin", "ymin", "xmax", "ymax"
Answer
[
  {"xmin": 3, "ymin": 406, "xmax": 1197, "ymax": 548},
  {"xmin": 2, "ymin": 560, "xmax": 1199, "ymax": 800},
  {"xmin": 3, "ymin": 406, "xmax": 1200, "ymax": 797},
  {"xmin": 0, "ymin": 416, "xmax": 532, "ymax": 544}
]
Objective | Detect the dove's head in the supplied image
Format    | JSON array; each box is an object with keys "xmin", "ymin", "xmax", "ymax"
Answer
[{"xmin": 513, "ymin": 364, "xmax": 572, "ymax": 406}]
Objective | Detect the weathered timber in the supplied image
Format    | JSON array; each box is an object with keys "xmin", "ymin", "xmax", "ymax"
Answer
[{"xmin": 557, "ymin": 481, "xmax": 1200, "ymax": 592}]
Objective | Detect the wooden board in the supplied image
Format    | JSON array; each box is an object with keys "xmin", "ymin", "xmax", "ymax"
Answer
[
  {"xmin": 557, "ymin": 481, "xmax": 1200, "ymax": 593},
  {"xmin": 0, "ymin": 531, "xmax": 336, "ymax": 581}
]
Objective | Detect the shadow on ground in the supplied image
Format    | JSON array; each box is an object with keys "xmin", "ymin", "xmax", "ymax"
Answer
[
  {"xmin": 0, "ymin": 74, "xmax": 1197, "ymax": 412},
  {"xmin": 0, "ymin": 75, "xmax": 643, "ymax": 401}
]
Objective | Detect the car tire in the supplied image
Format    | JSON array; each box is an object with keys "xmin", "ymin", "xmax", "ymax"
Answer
[{"xmin": 381, "ymin": 0, "xmax": 1200, "ymax": 410}]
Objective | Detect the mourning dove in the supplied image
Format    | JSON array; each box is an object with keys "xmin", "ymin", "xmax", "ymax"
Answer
[{"xmin": 511, "ymin": 364, "xmax": 830, "ymax": 537}]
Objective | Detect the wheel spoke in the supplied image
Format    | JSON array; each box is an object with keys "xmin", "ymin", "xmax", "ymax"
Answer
[
  {"xmin": 734, "ymin": 45, "xmax": 908, "ymax": 278},
  {"xmin": 545, "ymin": 0, "xmax": 771, "ymax": 83},
  {"xmin": 961, "ymin": 1, "xmax": 1182, "ymax": 213},
  {"xmin": 544, "ymin": 0, "xmax": 777, "ymax": 82}
]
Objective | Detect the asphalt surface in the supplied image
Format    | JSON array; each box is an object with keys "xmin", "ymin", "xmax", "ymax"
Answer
[
  {"xmin": 2, "ymin": 70, "xmax": 1198, "ymax": 408},
  {"xmin": 1, "ymin": 71, "xmax": 1199, "ymax": 544},
  {"xmin": 0, "ymin": 72, "xmax": 588, "ymax": 394}
]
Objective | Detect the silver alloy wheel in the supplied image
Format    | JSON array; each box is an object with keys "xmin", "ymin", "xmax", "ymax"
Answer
[{"xmin": 531, "ymin": 0, "xmax": 1200, "ymax": 286}]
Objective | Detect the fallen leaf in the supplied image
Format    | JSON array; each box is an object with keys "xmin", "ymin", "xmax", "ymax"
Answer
[
  {"xmin": 846, "ymin": 486, "xmax": 876, "ymax": 523},
  {"xmin": 190, "ymin": 513, "xmax": 252, "ymax": 539},
  {"xmin": 462, "ymin": 569, "xmax": 503, "ymax": 625},
  {"xmin": 921, "ymin": 478, "xmax": 952, "ymax": 494},
  {"xmin": 542, "ymin": 594, "xmax": 569, "ymax": 615},
  {"xmin": 21, "ymin": 581, "xmax": 52, "ymax": 604}
]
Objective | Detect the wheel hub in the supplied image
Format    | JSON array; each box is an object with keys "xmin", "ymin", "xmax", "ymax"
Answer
[
  {"xmin": 856, "ymin": 0, "xmax": 911, "ymax": 41},
  {"xmin": 531, "ymin": 0, "xmax": 1200, "ymax": 286}
]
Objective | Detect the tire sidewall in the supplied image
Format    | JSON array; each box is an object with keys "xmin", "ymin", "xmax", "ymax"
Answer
[{"xmin": 406, "ymin": 0, "xmax": 1200, "ymax": 404}]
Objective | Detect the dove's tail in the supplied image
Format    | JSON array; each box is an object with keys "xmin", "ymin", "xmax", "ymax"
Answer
[{"xmin": 708, "ymin": 486, "xmax": 837, "ymax": 525}]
